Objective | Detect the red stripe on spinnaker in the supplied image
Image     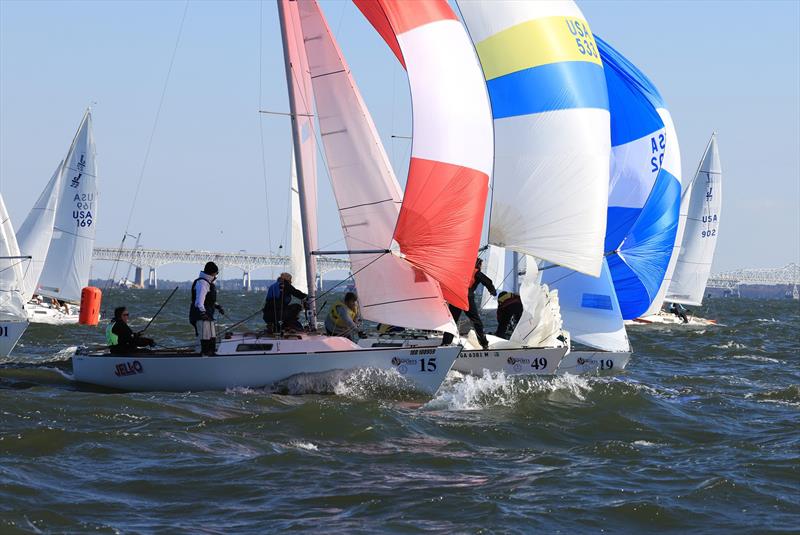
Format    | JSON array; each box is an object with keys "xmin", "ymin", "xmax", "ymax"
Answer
[
  {"xmin": 352, "ymin": 0, "xmax": 458, "ymax": 68},
  {"xmin": 394, "ymin": 157, "xmax": 489, "ymax": 310}
]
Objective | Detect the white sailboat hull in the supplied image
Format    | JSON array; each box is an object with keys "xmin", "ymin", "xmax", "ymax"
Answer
[
  {"xmin": 26, "ymin": 302, "xmax": 80, "ymax": 325},
  {"xmin": 72, "ymin": 333, "xmax": 460, "ymax": 395},
  {"xmin": 557, "ymin": 351, "xmax": 631, "ymax": 375},
  {"xmin": 0, "ymin": 319, "xmax": 28, "ymax": 357},
  {"xmin": 358, "ymin": 334, "xmax": 567, "ymax": 376}
]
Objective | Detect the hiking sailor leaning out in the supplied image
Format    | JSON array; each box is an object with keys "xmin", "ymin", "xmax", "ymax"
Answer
[
  {"xmin": 263, "ymin": 272, "xmax": 307, "ymax": 333},
  {"xmin": 189, "ymin": 262, "xmax": 225, "ymax": 356},
  {"xmin": 325, "ymin": 291, "xmax": 362, "ymax": 342},
  {"xmin": 106, "ymin": 306, "xmax": 155, "ymax": 354}
]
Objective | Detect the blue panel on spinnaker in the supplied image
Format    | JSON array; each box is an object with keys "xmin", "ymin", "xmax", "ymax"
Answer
[
  {"xmin": 608, "ymin": 168, "xmax": 680, "ymax": 319},
  {"xmin": 598, "ymin": 35, "xmax": 680, "ymax": 319}
]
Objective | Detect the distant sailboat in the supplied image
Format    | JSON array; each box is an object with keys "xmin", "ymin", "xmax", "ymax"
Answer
[
  {"xmin": 0, "ymin": 195, "xmax": 29, "ymax": 357},
  {"xmin": 635, "ymin": 133, "xmax": 723, "ymax": 326},
  {"xmin": 27, "ymin": 109, "xmax": 98, "ymax": 325}
]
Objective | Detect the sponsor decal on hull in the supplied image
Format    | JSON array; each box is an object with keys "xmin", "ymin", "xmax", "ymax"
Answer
[{"xmin": 114, "ymin": 360, "xmax": 143, "ymax": 377}]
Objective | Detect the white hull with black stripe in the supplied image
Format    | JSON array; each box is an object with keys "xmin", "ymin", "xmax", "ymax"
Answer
[
  {"xmin": 0, "ymin": 319, "xmax": 29, "ymax": 357},
  {"xmin": 556, "ymin": 351, "xmax": 631, "ymax": 375},
  {"xmin": 358, "ymin": 334, "xmax": 567, "ymax": 376},
  {"xmin": 72, "ymin": 332, "xmax": 460, "ymax": 395}
]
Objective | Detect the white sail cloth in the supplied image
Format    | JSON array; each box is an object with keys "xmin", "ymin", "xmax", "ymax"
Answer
[
  {"xmin": 289, "ymin": 150, "xmax": 307, "ymax": 295},
  {"xmin": 457, "ymin": 0, "xmax": 610, "ymax": 277},
  {"xmin": 510, "ymin": 260, "xmax": 563, "ymax": 348},
  {"xmin": 480, "ymin": 244, "xmax": 506, "ymax": 310},
  {"xmin": 541, "ymin": 259, "xmax": 629, "ymax": 352},
  {"xmin": 666, "ymin": 134, "xmax": 722, "ymax": 306},
  {"xmin": 37, "ymin": 110, "xmax": 97, "ymax": 303},
  {"xmin": 0, "ymin": 195, "xmax": 27, "ymax": 320},
  {"xmin": 296, "ymin": 0, "xmax": 456, "ymax": 334},
  {"xmin": 16, "ymin": 163, "xmax": 62, "ymax": 301}
]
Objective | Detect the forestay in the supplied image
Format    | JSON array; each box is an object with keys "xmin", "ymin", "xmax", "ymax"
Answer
[
  {"xmin": 666, "ymin": 134, "xmax": 722, "ymax": 306},
  {"xmin": 16, "ymin": 162, "xmax": 62, "ymax": 301},
  {"xmin": 597, "ymin": 36, "xmax": 680, "ymax": 320},
  {"xmin": 353, "ymin": 0, "xmax": 494, "ymax": 310},
  {"xmin": 541, "ymin": 259, "xmax": 629, "ymax": 352},
  {"xmin": 295, "ymin": 0, "xmax": 456, "ymax": 333},
  {"xmin": 457, "ymin": 0, "xmax": 610, "ymax": 277},
  {"xmin": 0, "ymin": 195, "xmax": 26, "ymax": 321},
  {"xmin": 37, "ymin": 109, "xmax": 98, "ymax": 303}
]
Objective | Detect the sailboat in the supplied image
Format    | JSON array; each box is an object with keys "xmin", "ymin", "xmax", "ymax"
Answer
[
  {"xmin": 542, "ymin": 35, "xmax": 681, "ymax": 373},
  {"xmin": 72, "ymin": 0, "xmax": 476, "ymax": 395},
  {"xmin": 634, "ymin": 133, "xmax": 723, "ymax": 326},
  {"xmin": 24, "ymin": 109, "xmax": 98, "ymax": 325},
  {"xmin": 0, "ymin": 195, "xmax": 29, "ymax": 357}
]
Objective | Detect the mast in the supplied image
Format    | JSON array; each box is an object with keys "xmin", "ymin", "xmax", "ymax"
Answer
[{"xmin": 277, "ymin": 0, "xmax": 317, "ymax": 326}]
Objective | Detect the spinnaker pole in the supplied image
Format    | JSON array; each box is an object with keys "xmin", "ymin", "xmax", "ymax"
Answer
[{"xmin": 277, "ymin": 0, "xmax": 318, "ymax": 327}]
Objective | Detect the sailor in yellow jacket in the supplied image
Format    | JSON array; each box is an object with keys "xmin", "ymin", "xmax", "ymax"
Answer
[{"xmin": 324, "ymin": 292, "xmax": 361, "ymax": 341}]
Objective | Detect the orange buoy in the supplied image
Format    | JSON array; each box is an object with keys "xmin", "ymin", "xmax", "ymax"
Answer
[{"xmin": 79, "ymin": 287, "xmax": 102, "ymax": 326}]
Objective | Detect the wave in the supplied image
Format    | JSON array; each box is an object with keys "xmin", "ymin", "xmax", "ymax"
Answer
[{"xmin": 745, "ymin": 385, "xmax": 800, "ymax": 406}]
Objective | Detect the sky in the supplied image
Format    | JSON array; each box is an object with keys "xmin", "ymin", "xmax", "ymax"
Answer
[{"xmin": 1, "ymin": 0, "xmax": 798, "ymax": 282}]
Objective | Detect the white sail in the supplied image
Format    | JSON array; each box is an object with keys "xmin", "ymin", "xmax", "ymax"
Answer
[
  {"xmin": 37, "ymin": 109, "xmax": 97, "ymax": 303},
  {"xmin": 16, "ymin": 162, "xmax": 63, "ymax": 301},
  {"xmin": 0, "ymin": 195, "xmax": 27, "ymax": 321},
  {"xmin": 510, "ymin": 259, "xmax": 563, "ymax": 347},
  {"xmin": 541, "ymin": 259, "xmax": 629, "ymax": 352},
  {"xmin": 458, "ymin": 0, "xmax": 611, "ymax": 277},
  {"xmin": 289, "ymin": 150, "xmax": 308, "ymax": 295},
  {"xmin": 641, "ymin": 109, "xmax": 683, "ymax": 316},
  {"xmin": 296, "ymin": 0, "xmax": 456, "ymax": 334},
  {"xmin": 481, "ymin": 244, "xmax": 506, "ymax": 310},
  {"xmin": 666, "ymin": 134, "xmax": 722, "ymax": 306}
]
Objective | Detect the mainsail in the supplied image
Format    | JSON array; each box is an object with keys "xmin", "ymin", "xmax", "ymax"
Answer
[
  {"xmin": 294, "ymin": 0, "xmax": 456, "ymax": 333},
  {"xmin": 0, "ymin": 195, "xmax": 26, "ymax": 321},
  {"xmin": 457, "ymin": 0, "xmax": 611, "ymax": 278},
  {"xmin": 37, "ymin": 109, "xmax": 98, "ymax": 303},
  {"xmin": 15, "ymin": 162, "xmax": 62, "ymax": 301},
  {"xmin": 597, "ymin": 36, "xmax": 681, "ymax": 320},
  {"xmin": 353, "ymin": 0, "xmax": 494, "ymax": 310},
  {"xmin": 666, "ymin": 134, "xmax": 722, "ymax": 306}
]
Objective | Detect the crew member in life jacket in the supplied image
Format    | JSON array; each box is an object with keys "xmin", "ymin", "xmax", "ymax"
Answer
[
  {"xmin": 263, "ymin": 272, "xmax": 308, "ymax": 333},
  {"xmin": 495, "ymin": 291, "xmax": 523, "ymax": 339},
  {"xmin": 324, "ymin": 292, "xmax": 361, "ymax": 341},
  {"xmin": 442, "ymin": 257, "xmax": 497, "ymax": 350},
  {"xmin": 189, "ymin": 262, "xmax": 225, "ymax": 356},
  {"xmin": 106, "ymin": 306, "xmax": 155, "ymax": 354},
  {"xmin": 669, "ymin": 302, "xmax": 689, "ymax": 323}
]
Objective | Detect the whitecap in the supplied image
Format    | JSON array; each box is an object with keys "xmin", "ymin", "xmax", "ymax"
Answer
[{"xmin": 288, "ymin": 440, "xmax": 319, "ymax": 451}]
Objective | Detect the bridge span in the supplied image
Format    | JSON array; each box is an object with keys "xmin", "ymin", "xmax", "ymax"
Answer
[
  {"xmin": 707, "ymin": 263, "xmax": 800, "ymax": 294},
  {"xmin": 93, "ymin": 247, "xmax": 351, "ymax": 290}
]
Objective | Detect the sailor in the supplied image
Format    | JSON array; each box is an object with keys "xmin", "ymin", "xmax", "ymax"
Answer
[
  {"xmin": 442, "ymin": 257, "xmax": 496, "ymax": 350},
  {"xmin": 669, "ymin": 302, "xmax": 689, "ymax": 323},
  {"xmin": 325, "ymin": 292, "xmax": 361, "ymax": 341},
  {"xmin": 495, "ymin": 291, "xmax": 523, "ymax": 339},
  {"xmin": 189, "ymin": 262, "xmax": 225, "ymax": 356},
  {"xmin": 106, "ymin": 306, "xmax": 155, "ymax": 354},
  {"xmin": 263, "ymin": 272, "xmax": 308, "ymax": 332}
]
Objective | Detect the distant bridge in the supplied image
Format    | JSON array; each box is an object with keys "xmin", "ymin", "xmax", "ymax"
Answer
[
  {"xmin": 93, "ymin": 247, "xmax": 351, "ymax": 290},
  {"xmin": 707, "ymin": 263, "xmax": 800, "ymax": 293}
]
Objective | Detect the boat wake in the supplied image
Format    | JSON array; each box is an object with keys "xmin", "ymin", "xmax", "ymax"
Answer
[
  {"xmin": 425, "ymin": 370, "xmax": 594, "ymax": 410},
  {"xmin": 268, "ymin": 367, "xmax": 423, "ymax": 400}
]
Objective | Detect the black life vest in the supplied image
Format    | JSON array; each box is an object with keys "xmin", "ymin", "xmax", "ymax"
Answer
[{"xmin": 189, "ymin": 277, "xmax": 217, "ymax": 325}]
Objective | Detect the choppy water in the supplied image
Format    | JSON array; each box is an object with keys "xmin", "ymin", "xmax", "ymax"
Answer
[{"xmin": 1, "ymin": 290, "xmax": 798, "ymax": 533}]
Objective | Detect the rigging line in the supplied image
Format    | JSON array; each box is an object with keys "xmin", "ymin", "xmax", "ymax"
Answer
[
  {"xmin": 258, "ymin": 0, "xmax": 274, "ymax": 255},
  {"xmin": 124, "ymin": 0, "xmax": 189, "ymax": 236}
]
